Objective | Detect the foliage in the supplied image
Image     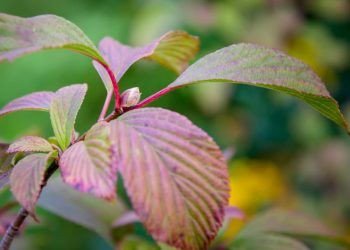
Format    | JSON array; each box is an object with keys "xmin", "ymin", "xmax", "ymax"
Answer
[{"xmin": 0, "ymin": 12, "xmax": 349, "ymax": 250}]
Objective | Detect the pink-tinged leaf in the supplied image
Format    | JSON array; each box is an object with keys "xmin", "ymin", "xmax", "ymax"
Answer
[
  {"xmin": 10, "ymin": 153, "xmax": 52, "ymax": 217},
  {"xmin": 0, "ymin": 14, "xmax": 105, "ymax": 63},
  {"xmin": 93, "ymin": 31, "xmax": 199, "ymax": 92},
  {"xmin": 224, "ymin": 206, "xmax": 245, "ymax": 220},
  {"xmin": 38, "ymin": 176, "xmax": 127, "ymax": 243},
  {"xmin": 8, "ymin": 136, "xmax": 53, "ymax": 153},
  {"xmin": 110, "ymin": 108, "xmax": 229, "ymax": 250},
  {"xmin": 113, "ymin": 211, "xmax": 140, "ymax": 228},
  {"xmin": 50, "ymin": 84, "xmax": 87, "ymax": 150},
  {"xmin": 0, "ymin": 91, "xmax": 55, "ymax": 118},
  {"xmin": 59, "ymin": 122, "xmax": 116, "ymax": 200},
  {"xmin": 168, "ymin": 44, "xmax": 349, "ymax": 133}
]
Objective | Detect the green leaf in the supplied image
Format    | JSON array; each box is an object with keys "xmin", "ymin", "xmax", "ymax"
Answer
[
  {"xmin": 168, "ymin": 43, "xmax": 349, "ymax": 133},
  {"xmin": 230, "ymin": 234, "xmax": 310, "ymax": 250},
  {"xmin": 10, "ymin": 153, "xmax": 52, "ymax": 217},
  {"xmin": 8, "ymin": 136, "xmax": 53, "ymax": 153},
  {"xmin": 38, "ymin": 176, "xmax": 127, "ymax": 243},
  {"xmin": 59, "ymin": 122, "xmax": 116, "ymax": 200},
  {"xmin": 0, "ymin": 13, "xmax": 105, "ymax": 64},
  {"xmin": 235, "ymin": 209, "xmax": 350, "ymax": 248},
  {"xmin": 110, "ymin": 108, "xmax": 229, "ymax": 250},
  {"xmin": 50, "ymin": 84, "xmax": 87, "ymax": 150}
]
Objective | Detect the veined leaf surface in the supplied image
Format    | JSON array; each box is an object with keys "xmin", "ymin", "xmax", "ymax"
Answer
[
  {"xmin": 50, "ymin": 84, "xmax": 87, "ymax": 150},
  {"xmin": 59, "ymin": 122, "xmax": 116, "ymax": 200},
  {"xmin": 10, "ymin": 153, "xmax": 52, "ymax": 216},
  {"xmin": 93, "ymin": 31, "xmax": 199, "ymax": 92},
  {"xmin": 110, "ymin": 108, "xmax": 229, "ymax": 250},
  {"xmin": 0, "ymin": 14, "xmax": 105, "ymax": 63},
  {"xmin": 8, "ymin": 136, "xmax": 53, "ymax": 153},
  {"xmin": 0, "ymin": 91, "xmax": 55, "ymax": 118},
  {"xmin": 168, "ymin": 43, "xmax": 349, "ymax": 132}
]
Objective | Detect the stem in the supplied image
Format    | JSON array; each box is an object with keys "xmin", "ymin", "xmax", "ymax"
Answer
[
  {"xmin": 101, "ymin": 63, "xmax": 120, "ymax": 110},
  {"xmin": 0, "ymin": 163, "xmax": 59, "ymax": 250},
  {"xmin": 123, "ymin": 87, "xmax": 174, "ymax": 112},
  {"xmin": 98, "ymin": 91, "xmax": 113, "ymax": 121}
]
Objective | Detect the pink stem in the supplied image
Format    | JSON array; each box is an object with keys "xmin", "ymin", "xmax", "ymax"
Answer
[
  {"xmin": 101, "ymin": 63, "xmax": 120, "ymax": 110},
  {"xmin": 123, "ymin": 87, "xmax": 174, "ymax": 112},
  {"xmin": 98, "ymin": 91, "xmax": 113, "ymax": 121}
]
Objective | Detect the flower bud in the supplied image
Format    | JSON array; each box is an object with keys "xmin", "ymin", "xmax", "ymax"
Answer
[{"xmin": 120, "ymin": 87, "xmax": 141, "ymax": 108}]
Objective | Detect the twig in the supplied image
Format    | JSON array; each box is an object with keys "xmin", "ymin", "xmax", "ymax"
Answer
[{"xmin": 0, "ymin": 163, "xmax": 59, "ymax": 250}]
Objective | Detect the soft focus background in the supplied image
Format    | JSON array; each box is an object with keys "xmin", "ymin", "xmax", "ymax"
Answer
[{"xmin": 0, "ymin": 0, "xmax": 349, "ymax": 249}]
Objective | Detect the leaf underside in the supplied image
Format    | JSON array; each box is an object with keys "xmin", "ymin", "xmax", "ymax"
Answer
[
  {"xmin": 0, "ymin": 143, "xmax": 12, "ymax": 190},
  {"xmin": 50, "ymin": 84, "xmax": 87, "ymax": 150},
  {"xmin": 169, "ymin": 43, "xmax": 349, "ymax": 133},
  {"xmin": 93, "ymin": 31, "xmax": 199, "ymax": 92},
  {"xmin": 38, "ymin": 176, "xmax": 126, "ymax": 243},
  {"xmin": 0, "ymin": 14, "xmax": 105, "ymax": 63},
  {"xmin": 0, "ymin": 91, "xmax": 55, "ymax": 118},
  {"xmin": 8, "ymin": 136, "xmax": 53, "ymax": 153},
  {"xmin": 110, "ymin": 108, "xmax": 229, "ymax": 250},
  {"xmin": 59, "ymin": 122, "xmax": 116, "ymax": 200},
  {"xmin": 10, "ymin": 153, "xmax": 51, "ymax": 216}
]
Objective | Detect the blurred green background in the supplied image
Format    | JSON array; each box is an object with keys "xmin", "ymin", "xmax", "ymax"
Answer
[{"xmin": 0, "ymin": 0, "xmax": 349, "ymax": 249}]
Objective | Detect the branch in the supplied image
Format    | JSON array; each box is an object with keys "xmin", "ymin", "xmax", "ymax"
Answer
[{"xmin": 0, "ymin": 163, "xmax": 59, "ymax": 250}]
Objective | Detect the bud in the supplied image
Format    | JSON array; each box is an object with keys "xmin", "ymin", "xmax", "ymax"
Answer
[{"xmin": 120, "ymin": 87, "xmax": 141, "ymax": 108}]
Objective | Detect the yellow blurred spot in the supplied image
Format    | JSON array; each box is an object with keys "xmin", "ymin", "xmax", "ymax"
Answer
[{"xmin": 223, "ymin": 159, "xmax": 287, "ymax": 240}]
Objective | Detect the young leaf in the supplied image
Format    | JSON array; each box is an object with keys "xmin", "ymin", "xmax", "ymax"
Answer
[
  {"xmin": 168, "ymin": 44, "xmax": 349, "ymax": 133},
  {"xmin": 0, "ymin": 91, "xmax": 55, "ymax": 118},
  {"xmin": 0, "ymin": 14, "xmax": 105, "ymax": 64},
  {"xmin": 59, "ymin": 122, "xmax": 116, "ymax": 200},
  {"xmin": 231, "ymin": 234, "xmax": 310, "ymax": 250},
  {"xmin": 50, "ymin": 84, "xmax": 87, "ymax": 150},
  {"xmin": 110, "ymin": 108, "xmax": 229, "ymax": 250},
  {"xmin": 10, "ymin": 153, "xmax": 52, "ymax": 217},
  {"xmin": 8, "ymin": 136, "xmax": 53, "ymax": 153},
  {"xmin": 38, "ymin": 176, "xmax": 126, "ymax": 243},
  {"xmin": 93, "ymin": 31, "xmax": 199, "ymax": 92}
]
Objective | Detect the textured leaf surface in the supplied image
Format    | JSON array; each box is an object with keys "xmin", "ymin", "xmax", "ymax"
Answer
[
  {"xmin": 93, "ymin": 31, "xmax": 199, "ymax": 92},
  {"xmin": 8, "ymin": 136, "xmax": 53, "ymax": 153},
  {"xmin": 0, "ymin": 91, "xmax": 55, "ymax": 118},
  {"xmin": 110, "ymin": 108, "xmax": 229, "ymax": 250},
  {"xmin": 50, "ymin": 84, "xmax": 87, "ymax": 150},
  {"xmin": 169, "ymin": 44, "xmax": 349, "ymax": 132},
  {"xmin": 38, "ymin": 177, "xmax": 126, "ymax": 242},
  {"xmin": 59, "ymin": 122, "xmax": 116, "ymax": 200},
  {"xmin": 10, "ymin": 153, "xmax": 51, "ymax": 216},
  {"xmin": 231, "ymin": 234, "xmax": 309, "ymax": 250},
  {"xmin": 0, "ymin": 14, "xmax": 105, "ymax": 63}
]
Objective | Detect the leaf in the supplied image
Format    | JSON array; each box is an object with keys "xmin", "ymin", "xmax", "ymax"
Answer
[
  {"xmin": 0, "ymin": 143, "xmax": 11, "ymax": 190},
  {"xmin": 168, "ymin": 43, "xmax": 349, "ymax": 133},
  {"xmin": 0, "ymin": 91, "xmax": 55, "ymax": 118},
  {"xmin": 93, "ymin": 31, "xmax": 199, "ymax": 92},
  {"xmin": 59, "ymin": 121, "xmax": 116, "ymax": 200},
  {"xmin": 10, "ymin": 153, "xmax": 52, "ymax": 216},
  {"xmin": 118, "ymin": 236, "xmax": 159, "ymax": 250},
  {"xmin": 0, "ymin": 13, "xmax": 105, "ymax": 63},
  {"xmin": 110, "ymin": 108, "xmax": 229, "ymax": 250},
  {"xmin": 8, "ymin": 136, "xmax": 53, "ymax": 153},
  {"xmin": 50, "ymin": 84, "xmax": 87, "ymax": 150},
  {"xmin": 236, "ymin": 209, "xmax": 338, "ymax": 239},
  {"xmin": 235, "ymin": 209, "xmax": 350, "ymax": 248},
  {"xmin": 230, "ymin": 234, "xmax": 310, "ymax": 250},
  {"xmin": 38, "ymin": 176, "xmax": 126, "ymax": 243}
]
